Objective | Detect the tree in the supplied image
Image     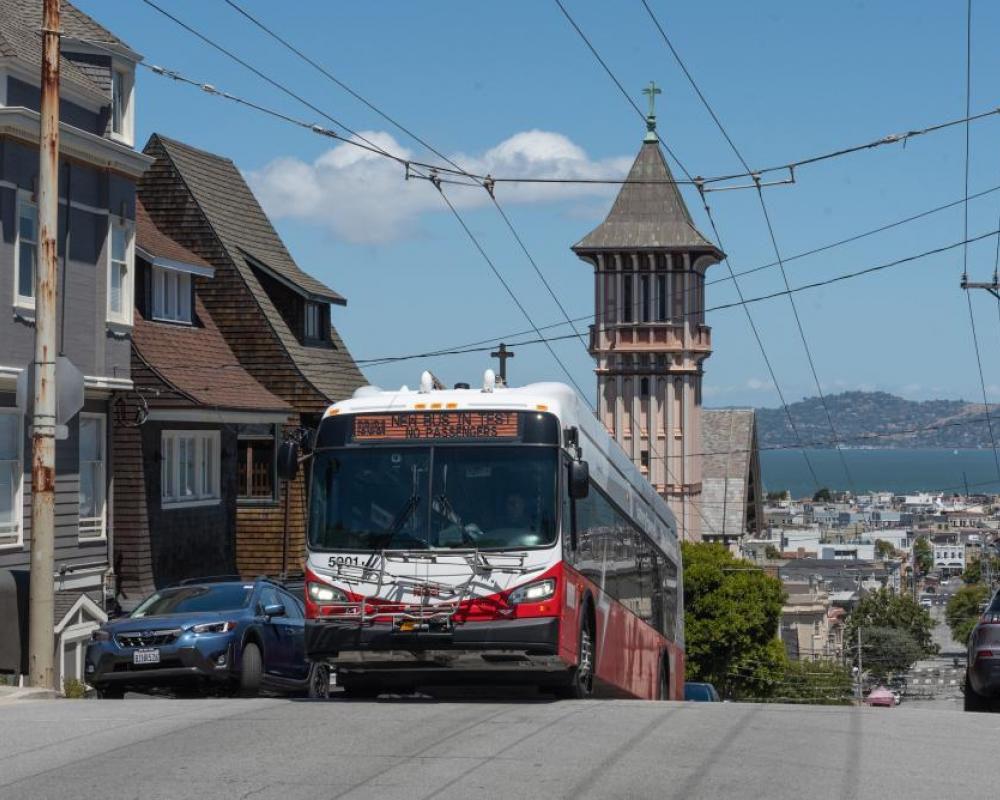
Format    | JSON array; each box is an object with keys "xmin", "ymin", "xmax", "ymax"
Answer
[
  {"xmin": 946, "ymin": 584, "xmax": 989, "ymax": 645},
  {"xmin": 766, "ymin": 490, "xmax": 788, "ymax": 503},
  {"xmin": 844, "ymin": 588, "xmax": 938, "ymax": 674},
  {"xmin": 912, "ymin": 537, "xmax": 933, "ymax": 575},
  {"xmin": 764, "ymin": 544, "xmax": 782, "ymax": 560},
  {"xmin": 812, "ymin": 487, "xmax": 832, "ymax": 503},
  {"xmin": 962, "ymin": 555, "xmax": 1000, "ymax": 586},
  {"xmin": 874, "ymin": 539, "xmax": 897, "ymax": 560},
  {"xmin": 776, "ymin": 660, "xmax": 854, "ymax": 704},
  {"xmin": 681, "ymin": 542, "xmax": 787, "ymax": 699},
  {"xmin": 856, "ymin": 626, "xmax": 924, "ymax": 680}
]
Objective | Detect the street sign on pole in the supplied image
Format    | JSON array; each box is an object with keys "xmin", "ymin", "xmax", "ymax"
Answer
[{"xmin": 15, "ymin": 356, "xmax": 84, "ymax": 426}]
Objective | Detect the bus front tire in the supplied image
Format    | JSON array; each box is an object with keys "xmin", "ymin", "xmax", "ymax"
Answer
[{"xmin": 557, "ymin": 618, "xmax": 595, "ymax": 700}]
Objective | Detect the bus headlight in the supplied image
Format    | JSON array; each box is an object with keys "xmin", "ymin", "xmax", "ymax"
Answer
[
  {"xmin": 308, "ymin": 582, "xmax": 347, "ymax": 603},
  {"xmin": 509, "ymin": 579, "xmax": 556, "ymax": 605}
]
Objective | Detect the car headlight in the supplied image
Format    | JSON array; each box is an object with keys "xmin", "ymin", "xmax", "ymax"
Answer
[
  {"xmin": 308, "ymin": 581, "xmax": 347, "ymax": 603},
  {"xmin": 509, "ymin": 579, "xmax": 556, "ymax": 605},
  {"xmin": 190, "ymin": 621, "xmax": 238, "ymax": 634},
  {"xmin": 90, "ymin": 629, "xmax": 111, "ymax": 642}
]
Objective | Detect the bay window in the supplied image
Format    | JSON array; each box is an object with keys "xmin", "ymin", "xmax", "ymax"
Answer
[
  {"xmin": 0, "ymin": 411, "xmax": 22, "ymax": 547},
  {"xmin": 107, "ymin": 219, "xmax": 134, "ymax": 325},
  {"xmin": 79, "ymin": 414, "xmax": 106, "ymax": 539}
]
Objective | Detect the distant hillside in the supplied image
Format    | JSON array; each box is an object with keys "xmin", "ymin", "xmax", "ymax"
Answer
[{"xmin": 750, "ymin": 391, "xmax": 995, "ymax": 449}]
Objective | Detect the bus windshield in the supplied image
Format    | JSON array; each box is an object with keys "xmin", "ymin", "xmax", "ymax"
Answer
[{"xmin": 308, "ymin": 446, "xmax": 558, "ymax": 551}]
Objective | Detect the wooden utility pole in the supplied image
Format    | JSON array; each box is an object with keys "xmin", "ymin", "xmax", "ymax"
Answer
[{"xmin": 28, "ymin": 0, "xmax": 60, "ymax": 690}]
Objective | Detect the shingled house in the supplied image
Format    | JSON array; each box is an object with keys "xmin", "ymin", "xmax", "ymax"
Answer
[
  {"xmin": 112, "ymin": 202, "xmax": 293, "ymax": 599},
  {"xmin": 135, "ymin": 135, "xmax": 364, "ymax": 578},
  {"xmin": 699, "ymin": 408, "xmax": 763, "ymax": 552},
  {"xmin": 0, "ymin": 0, "xmax": 149, "ymax": 686}
]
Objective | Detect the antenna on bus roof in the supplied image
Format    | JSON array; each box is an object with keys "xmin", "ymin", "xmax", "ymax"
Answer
[{"xmin": 483, "ymin": 369, "xmax": 496, "ymax": 393}]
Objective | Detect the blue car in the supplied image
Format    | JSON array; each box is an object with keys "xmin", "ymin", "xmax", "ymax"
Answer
[{"xmin": 85, "ymin": 577, "xmax": 329, "ymax": 699}]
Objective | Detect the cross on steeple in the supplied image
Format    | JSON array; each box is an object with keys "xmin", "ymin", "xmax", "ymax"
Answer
[
  {"xmin": 490, "ymin": 343, "xmax": 515, "ymax": 386},
  {"xmin": 642, "ymin": 81, "xmax": 662, "ymax": 142}
]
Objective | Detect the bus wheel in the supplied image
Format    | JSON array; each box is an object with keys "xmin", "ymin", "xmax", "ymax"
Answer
[{"xmin": 557, "ymin": 618, "xmax": 595, "ymax": 699}]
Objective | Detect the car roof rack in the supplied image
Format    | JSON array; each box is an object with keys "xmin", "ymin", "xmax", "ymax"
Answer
[{"xmin": 176, "ymin": 574, "xmax": 247, "ymax": 586}]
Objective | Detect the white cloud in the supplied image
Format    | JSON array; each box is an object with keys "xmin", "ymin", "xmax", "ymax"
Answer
[
  {"xmin": 246, "ymin": 130, "xmax": 632, "ymax": 244},
  {"xmin": 745, "ymin": 377, "xmax": 775, "ymax": 391}
]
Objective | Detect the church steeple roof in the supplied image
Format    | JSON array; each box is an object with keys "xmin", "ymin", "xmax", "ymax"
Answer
[{"xmin": 573, "ymin": 139, "xmax": 722, "ymax": 255}]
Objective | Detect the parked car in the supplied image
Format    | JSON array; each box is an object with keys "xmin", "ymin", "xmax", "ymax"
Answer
[
  {"xmin": 85, "ymin": 577, "xmax": 329, "ymax": 699},
  {"xmin": 684, "ymin": 682, "xmax": 721, "ymax": 702},
  {"xmin": 965, "ymin": 590, "xmax": 1000, "ymax": 712}
]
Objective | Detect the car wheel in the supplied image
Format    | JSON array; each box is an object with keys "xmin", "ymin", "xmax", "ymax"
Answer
[
  {"xmin": 556, "ymin": 616, "xmax": 595, "ymax": 700},
  {"xmin": 239, "ymin": 642, "xmax": 263, "ymax": 698},
  {"xmin": 308, "ymin": 663, "xmax": 330, "ymax": 700},
  {"xmin": 95, "ymin": 685, "xmax": 124, "ymax": 700},
  {"xmin": 964, "ymin": 671, "xmax": 990, "ymax": 712}
]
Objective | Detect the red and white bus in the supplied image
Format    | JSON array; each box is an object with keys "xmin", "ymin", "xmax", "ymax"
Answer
[{"xmin": 294, "ymin": 372, "xmax": 683, "ymax": 699}]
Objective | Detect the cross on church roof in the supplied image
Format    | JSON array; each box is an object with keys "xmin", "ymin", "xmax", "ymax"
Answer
[{"xmin": 642, "ymin": 81, "xmax": 661, "ymax": 142}]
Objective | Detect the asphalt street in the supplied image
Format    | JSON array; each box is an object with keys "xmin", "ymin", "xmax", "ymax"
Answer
[{"xmin": 2, "ymin": 695, "xmax": 998, "ymax": 800}]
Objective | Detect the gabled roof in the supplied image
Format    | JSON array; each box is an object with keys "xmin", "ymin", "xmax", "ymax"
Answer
[
  {"xmin": 132, "ymin": 296, "xmax": 291, "ymax": 414},
  {"xmin": 135, "ymin": 200, "xmax": 214, "ymax": 275},
  {"xmin": 140, "ymin": 134, "xmax": 363, "ymax": 404},
  {"xmin": 0, "ymin": 0, "xmax": 125, "ymax": 100},
  {"xmin": 149, "ymin": 136, "xmax": 345, "ymax": 303},
  {"xmin": 573, "ymin": 140, "xmax": 722, "ymax": 255}
]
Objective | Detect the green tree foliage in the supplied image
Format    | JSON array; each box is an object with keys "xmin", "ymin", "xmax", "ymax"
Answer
[
  {"xmin": 775, "ymin": 660, "xmax": 854, "ymax": 704},
  {"xmin": 962, "ymin": 556, "xmax": 1000, "ymax": 586},
  {"xmin": 857, "ymin": 626, "xmax": 924, "ymax": 680},
  {"xmin": 912, "ymin": 537, "xmax": 933, "ymax": 575},
  {"xmin": 765, "ymin": 490, "xmax": 788, "ymax": 502},
  {"xmin": 812, "ymin": 488, "xmax": 832, "ymax": 503},
  {"xmin": 874, "ymin": 539, "xmax": 897, "ymax": 560},
  {"xmin": 681, "ymin": 542, "xmax": 787, "ymax": 698},
  {"xmin": 844, "ymin": 588, "xmax": 938, "ymax": 675},
  {"xmin": 946, "ymin": 584, "xmax": 989, "ymax": 645},
  {"xmin": 764, "ymin": 544, "xmax": 782, "ymax": 560}
]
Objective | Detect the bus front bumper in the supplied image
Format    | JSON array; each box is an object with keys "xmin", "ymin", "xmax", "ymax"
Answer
[{"xmin": 306, "ymin": 616, "xmax": 561, "ymax": 669}]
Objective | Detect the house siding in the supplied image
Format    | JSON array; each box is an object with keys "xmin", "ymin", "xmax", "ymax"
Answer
[{"xmin": 6, "ymin": 76, "xmax": 104, "ymax": 136}]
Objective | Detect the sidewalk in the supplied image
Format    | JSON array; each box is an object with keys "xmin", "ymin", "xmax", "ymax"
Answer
[{"xmin": 0, "ymin": 685, "xmax": 59, "ymax": 704}]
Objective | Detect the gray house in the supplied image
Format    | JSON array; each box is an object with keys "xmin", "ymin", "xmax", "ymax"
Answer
[{"xmin": 0, "ymin": 1, "xmax": 150, "ymax": 687}]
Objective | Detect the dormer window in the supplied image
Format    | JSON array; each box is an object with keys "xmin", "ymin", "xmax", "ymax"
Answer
[
  {"xmin": 304, "ymin": 301, "xmax": 323, "ymax": 341},
  {"xmin": 152, "ymin": 265, "xmax": 192, "ymax": 324},
  {"xmin": 110, "ymin": 66, "xmax": 134, "ymax": 146}
]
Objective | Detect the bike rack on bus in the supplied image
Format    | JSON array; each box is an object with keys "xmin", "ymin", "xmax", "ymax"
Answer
[{"xmin": 323, "ymin": 549, "xmax": 534, "ymax": 628}]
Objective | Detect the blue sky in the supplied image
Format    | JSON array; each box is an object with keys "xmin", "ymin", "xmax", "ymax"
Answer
[{"xmin": 75, "ymin": 0, "xmax": 1000, "ymax": 408}]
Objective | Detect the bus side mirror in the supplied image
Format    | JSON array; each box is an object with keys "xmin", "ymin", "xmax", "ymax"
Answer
[
  {"xmin": 569, "ymin": 460, "xmax": 589, "ymax": 500},
  {"xmin": 277, "ymin": 440, "xmax": 300, "ymax": 481}
]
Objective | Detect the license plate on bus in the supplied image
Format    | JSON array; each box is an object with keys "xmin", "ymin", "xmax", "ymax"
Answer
[{"xmin": 133, "ymin": 648, "xmax": 160, "ymax": 665}]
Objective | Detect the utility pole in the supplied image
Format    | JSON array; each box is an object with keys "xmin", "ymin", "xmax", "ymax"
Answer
[
  {"xmin": 490, "ymin": 343, "xmax": 515, "ymax": 386},
  {"xmin": 27, "ymin": 0, "xmax": 60, "ymax": 690},
  {"xmin": 855, "ymin": 627, "xmax": 863, "ymax": 704}
]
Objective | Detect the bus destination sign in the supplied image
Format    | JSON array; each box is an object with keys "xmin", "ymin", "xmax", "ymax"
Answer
[{"xmin": 352, "ymin": 411, "xmax": 518, "ymax": 442}]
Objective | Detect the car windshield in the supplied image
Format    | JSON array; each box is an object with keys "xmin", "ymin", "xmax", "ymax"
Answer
[
  {"xmin": 309, "ymin": 446, "xmax": 558, "ymax": 551},
  {"xmin": 987, "ymin": 592, "xmax": 1000, "ymax": 614},
  {"xmin": 131, "ymin": 584, "xmax": 253, "ymax": 617}
]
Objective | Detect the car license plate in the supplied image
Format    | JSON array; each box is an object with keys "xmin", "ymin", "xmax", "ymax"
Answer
[{"xmin": 133, "ymin": 648, "xmax": 160, "ymax": 665}]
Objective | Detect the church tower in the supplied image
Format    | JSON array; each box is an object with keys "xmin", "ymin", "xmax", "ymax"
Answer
[{"xmin": 572, "ymin": 85, "xmax": 723, "ymax": 541}]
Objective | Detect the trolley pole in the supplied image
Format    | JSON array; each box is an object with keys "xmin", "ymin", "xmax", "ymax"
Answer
[{"xmin": 27, "ymin": 0, "xmax": 61, "ymax": 690}]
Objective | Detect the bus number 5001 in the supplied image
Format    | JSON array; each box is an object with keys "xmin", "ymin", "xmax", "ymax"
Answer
[{"xmin": 329, "ymin": 555, "xmax": 360, "ymax": 568}]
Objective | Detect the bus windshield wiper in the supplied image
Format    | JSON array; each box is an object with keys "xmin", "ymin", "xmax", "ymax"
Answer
[{"xmin": 368, "ymin": 494, "xmax": 422, "ymax": 550}]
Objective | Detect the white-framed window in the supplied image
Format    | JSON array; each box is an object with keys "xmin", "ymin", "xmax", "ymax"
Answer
[
  {"xmin": 14, "ymin": 193, "xmax": 37, "ymax": 309},
  {"xmin": 78, "ymin": 413, "xmax": 106, "ymax": 540},
  {"xmin": 107, "ymin": 218, "xmax": 133, "ymax": 325},
  {"xmin": 110, "ymin": 66, "xmax": 134, "ymax": 146},
  {"xmin": 161, "ymin": 430, "xmax": 220, "ymax": 508},
  {"xmin": 304, "ymin": 302, "xmax": 321, "ymax": 340},
  {"xmin": 152, "ymin": 266, "xmax": 192, "ymax": 324},
  {"xmin": 0, "ymin": 410, "xmax": 23, "ymax": 548}
]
